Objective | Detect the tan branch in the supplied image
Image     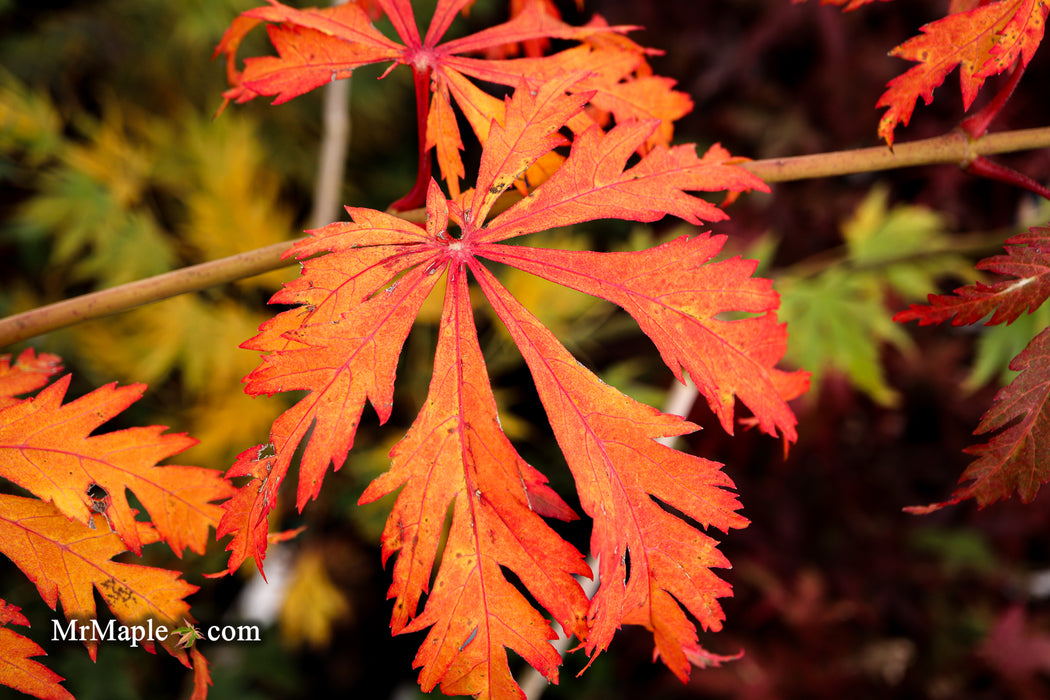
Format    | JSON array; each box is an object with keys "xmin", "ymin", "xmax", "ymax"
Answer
[{"xmin": 3, "ymin": 126, "xmax": 1049, "ymax": 349}]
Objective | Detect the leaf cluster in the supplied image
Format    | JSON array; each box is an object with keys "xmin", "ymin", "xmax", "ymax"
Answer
[{"xmin": 3, "ymin": 1, "xmax": 1050, "ymax": 699}]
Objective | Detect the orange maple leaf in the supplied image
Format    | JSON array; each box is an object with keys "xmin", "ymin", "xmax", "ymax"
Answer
[
  {"xmin": 0, "ymin": 348, "xmax": 63, "ymax": 410},
  {"xmin": 0, "ymin": 599, "xmax": 74, "ymax": 700},
  {"xmin": 0, "ymin": 372, "xmax": 234, "ymax": 557},
  {"xmin": 0, "ymin": 495, "xmax": 211, "ymax": 700},
  {"xmin": 0, "ymin": 354, "xmax": 217, "ymax": 699},
  {"xmin": 226, "ymin": 74, "xmax": 804, "ymax": 696},
  {"xmin": 360, "ymin": 266, "xmax": 591, "ymax": 696},
  {"xmin": 0, "ymin": 496, "xmax": 196, "ymax": 658},
  {"xmin": 876, "ymin": 0, "xmax": 1049, "ymax": 145},
  {"xmin": 215, "ymin": 0, "xmax": 690, "ymax": 205},
  {"xmin": 475, "ymin": 260, "xmax": 750, "ymax": 681}
]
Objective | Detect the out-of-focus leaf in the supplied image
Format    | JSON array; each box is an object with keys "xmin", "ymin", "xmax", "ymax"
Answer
[
  {"xmin": 171, "ymin": 112, "xmax": 296, "ymax": 292},
  {"xmin": 779, "ymin": 185, "xmax": 972, "ymax": 404},
  {"xmin": 967, "ymin": 302, "xmax": 1050, "ymax": 389},
  {"xmin": 278, "ymin": 549, "xmax": 351, "ymax": 649},
  {"xmin": 843, "ymin": 184, "xmax": 973, "ymax": 299},
  {"xmin": 779, "ymin": 269, "xmax": 908, "ymax": 406},
  {"xmin": 909, "ymin": 526, "xmax": 999, "ymax": 576},
  {"xmin": 0, "ymin": 69, "xmax": 62, "ymax": 167}
]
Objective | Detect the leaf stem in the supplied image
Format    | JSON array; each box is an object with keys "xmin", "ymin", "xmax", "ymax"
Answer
[{"xmin": 3, "ymin": 125, "xmax": 1050, "ymax": 349}]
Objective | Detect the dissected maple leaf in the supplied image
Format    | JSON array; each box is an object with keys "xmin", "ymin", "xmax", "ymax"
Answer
[
  {"xmin": 473, "ymin": 260, "xmax": 750, "ymax": 681},
  {"xmin": 0, "ymin": 599, "xmax": 74, "ymax": 700},
  {"xmin": 482, "ymin": 235, "xmax": 807, "ymax": 439},
  {"xmin": 482, "ymin": 0, "xmax": 574, "ymax": 59},
  {"xmin": 360, "ymin": 265, "xmax": 591, "ymax": 696},
  {"xmin": 0, "ymin": 372, "xmax": 235, "ymax": 558},
  {"xmin": 896, "ymin": 227, "xmax": 1050, "ymax": 511},
  {"xmin": 227, "ymin": 75, "xmax": 801, "ymax": 695},
  {"xmin": 0, "ymin": 348, "xmax": 62, "ymax": 410},
  {"xmin": 214, "ymin": 0, "xmax": 691, "ymax": 205},
  {"xmin": 895, "ymin": 227, "xmax": 1050, "ymax": 327},
  {"xmin": 876, "ymin": 0, "xmax": 1049, "ymax": 145},
  {"xmin": 905, "ymin": 325, "xmax": 1050, "ymax": 512},
  {"xmin": 0, "ymin": 495, "xmax": 205, "ymax": 669},
  {"xmin": 0, "ymin": 355, "xmax": 217, "ymax": 698}
]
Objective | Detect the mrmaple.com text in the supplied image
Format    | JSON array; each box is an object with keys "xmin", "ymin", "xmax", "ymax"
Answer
[{"xmin": 52, "ymin": 618, "xmax": 260, "ymax": 647}]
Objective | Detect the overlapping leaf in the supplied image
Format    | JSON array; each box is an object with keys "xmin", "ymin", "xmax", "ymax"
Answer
[
  {"xmin": 228, "ymin": 74, "xmax": 800, "ymax": 696},
  {"xmin": 359, "ymin": 266, "xmax": 590, "ymax": 697},
  {"xmin": 215, "ymin": 0, "xmax": 691, "ymax": 200},
  {"xmin": 905, "ymin": 326, "xmax": 1050, "ymax": 512},
  {"xmin": 473, "ymin": 261, "xmax": 749, "ymax": 681},
  {"xmin": 0, "ymin": 348, "xmax": 62, "ymax": 409},
  {"xmin": 481, "ymin": 235, "xmax": 806, "ymax": 439},
  {"xmin": 875, "ymin": 0, "xmax": 1048, "ymax": 145},
  {"xmin": 0, "ymin": 495, "xmax": 198, "ymax": 660},
  {"xmin": 0, "ymin": 373, "xmax": 235, "ymax": 557},
  {"xmin": 0, "ymin": 496, "xmax": 212, "ymax": 700},
  {"xmin": 895, "ymin": 227, "xmax": 1050, "ymax": 327},
  {"xmin": 897, "ymin": 227, "xmax": 1050, "ymax": 511},
  {"xmin": 0, "ymin": 352, "xmax": 219, "ymax": 698},
  {"xmin": 0, "ymin": 599, "xmax": 74, "ymax": 700}
]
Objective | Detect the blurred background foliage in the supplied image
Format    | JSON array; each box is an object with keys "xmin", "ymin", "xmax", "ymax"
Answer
[{"xmin": 3, "ymin": 0, "xmax": 1050, "ymax": 699}]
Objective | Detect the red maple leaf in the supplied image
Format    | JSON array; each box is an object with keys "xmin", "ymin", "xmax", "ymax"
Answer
[
  {"xmin": 894, "ymin": 227, "xmax": 1050, "ymax": 327},
  {"xmin": 897, "ymin": 227, "xmax": 1050, "ymax": 511},
  {"xmin": 215, "ymin": 0, "xmax": 691, "ymax": 208},
  {"xmin": 905, "ymin": 325, "xmax": 1050, "ymax": 512},
  {"xmin": 225, "ymin": 74, "xmax": 804, "ymax": 696},
  {"xmin": 875, "ymin": 0, "xmax": 1048, "ymax": 145}
]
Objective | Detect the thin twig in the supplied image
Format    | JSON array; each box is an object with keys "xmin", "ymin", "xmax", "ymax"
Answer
[
  {"xmin": 0, "ymin": 240, "xmax": 299, "ymax": 348},
  {"xmin": 3, "ymin": 125, "xmax": 1050, "ymax": 348},
  {"xmin": 309, "ymin": 0, "xmax": 353, "ymax": 229}
]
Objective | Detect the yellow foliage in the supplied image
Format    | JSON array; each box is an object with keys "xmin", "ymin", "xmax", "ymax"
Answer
[
  {"xmin": 72, "ymin": 296, "xmax": 262, "ymax": 389},
  {"xmin": 63, "ymin": 100, "xmax": 162, "ymax": 211},
  {"xmin": 279, "ymin": 549, "xmax": 351, "ymax": 649},
  {"xmin": 177, "ymin": 114, "xmax": 296, "ymax": 292},
  {"xmin": 0, "ymin": 69, "xmax": 61, "ymax": 163},
  {"xmin": 17, "ymin": 99, "xmax": 179, "ymax": 285},
  {"xmin": 3, "ymin": 83, "xmax": 299, "ymax": 465},
  {"xmin": 68, "ymin": 295, "xmax": 286, "ymax": 466}
]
